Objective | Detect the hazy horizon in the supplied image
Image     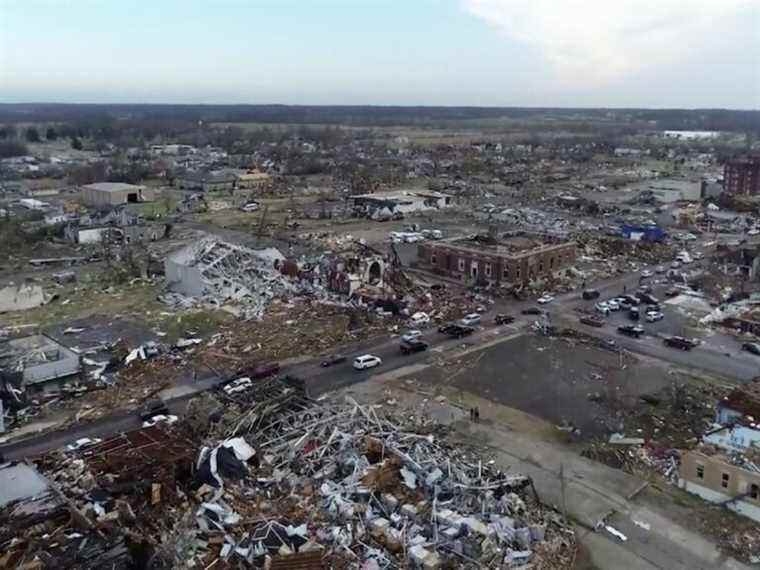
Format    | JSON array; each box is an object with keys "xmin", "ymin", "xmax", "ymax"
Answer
[{"xmin": 1, "ymin": 0, "xmax": 758, "ymax": 109}]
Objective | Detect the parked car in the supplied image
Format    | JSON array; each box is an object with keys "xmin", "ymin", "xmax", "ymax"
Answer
[
  {"xmin": 664, "ymin": 336, "xmax": 697, "ymax": 350},
  {"xmin": 320, "ymin": 354, "xmax": 347, "ymax": 367},
  {"xmin": 617, "ymin": 325, "xmax": 644, "ymax": 338},
  {"xmin": 353, "ymin": 354, "xmax": 382, "ymax": 370},
  {"xmin": 537, "ymin": 294, "xmax": 554, "ymax": 304},
  {"xmin": 521, "ymin": 307, "xmax": 543, "ymax": 315},
  {"xmin": 240, "ymin": 202, "xmax": 260, "ymax": 212},
  {"xmin": 494, "ymin": 313, "xmax": 515, "ymax": 325},
  {"xmin": 580, "ymin": 315, "xmax": 605, "ymax": 327},
  {"xmin": 401, "ymin": 330, "xmax": 423, "ymax": 343},
  {"xmin": 629, "ymin": 307, "xmax": 640, "ymax": 321},
  {"xmin": 438, "ymin": 324, "xmax": 476, "ymax": 338},
  {"xmin": 138, "ymin": 399, "xmax": 169, "ymax": 421},
  {"xmin": 607, "ymin": 300, "xmax": 620, "ymax": 311},
  {"xmin": 641, "ymin": 269, "xmax": 653, "ymax": 278},
  {"xmin": 400, "ymin": 339, "xmax": 429, "ymax": 355},
  {"xmin": 459, "ymin": 313, "xmax": 481, "ymax": 326},
  {"xmin": 582, "ymin": 289, "xmax": 600, "ymax": 300},
  {"xmin": 655, "ymin": 265, "xmax": 666, "ymax": 274},
  {"xmin": 595, "ymin": 302, "xmax": 610, "ymax": 316},
  {"xmin": 622, "ymin": 295, "xmax": 640, "ymax": 306},
  {"xmin": 66, "ymin": 437, "xmax": 102, "ymax": 452},
  {"xmin": 410, "ymin": 311, "xmax": 430, "ymax": 325},
  {"xmin": 742, "ymin": 342, "xmax": 760, "ymax": 356},
  {"xmin": 143, "ymin": 414, "xmax": 178, "ymax": 428},
  {"xmin": 645, "ymin": 311, "xmax": 664, "ymax": 322},
  {"xmin": 224, "ymin": 377, "xmax": 253, "ymax": 395}
]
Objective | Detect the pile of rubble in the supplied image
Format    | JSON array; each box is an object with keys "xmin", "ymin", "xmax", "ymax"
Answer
[{"xmin": 184, "ymin": 393, "xmax": 576, "ymax": 568}]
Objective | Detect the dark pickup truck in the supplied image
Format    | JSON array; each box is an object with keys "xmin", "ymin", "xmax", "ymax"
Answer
[
  {"xmin": 494, "ymin": 314, "xmax": 515, "ymax": 325},
  {"xmin": 664, "ymin": 336, "xmax": 697, "ymax": 351},
  {"xmin": 617, "ymin": 325, "xmax": 644, "ymax": 338},
  {"xmin": 400, "ymin": 339, "xmax": 429, "ymax": 355},
  {"xmin": 580, "ymin": 315, "xmax": 605, "ymax": 328},
  {"xmin": 438, "ymin": 324, "xmax": 476, "ymax": 338}
]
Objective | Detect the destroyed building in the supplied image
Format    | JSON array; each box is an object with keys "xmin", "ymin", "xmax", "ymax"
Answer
[
  {"xmin": 352, "ymin": 190, "xmax": 452, "ymax": 219},
  {"xmin": 164, "ymin": 238, "xmax": 291, "ymax": 317},
  {"xmin": 417, "ymin": 231, "xmax": 577, "ymax": 286},
  {"xmin": 81, "ymin": 182, "xmax": 155, "ymax": 208},
  {"xmin": 679, "ymin": 383, "xmax": 760, "ymax": 523},
  {"xmin": 0, "ymin": 334, "xmax": 81, "ymax": 394}
]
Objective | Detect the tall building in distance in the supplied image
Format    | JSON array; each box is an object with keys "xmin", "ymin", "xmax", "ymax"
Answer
[{"xmin": 724, "ymin": 155, "xmax": 760, "ymax": 196}]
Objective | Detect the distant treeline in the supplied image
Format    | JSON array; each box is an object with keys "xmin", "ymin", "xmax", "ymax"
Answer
[{"xmin": 0, "ymin": 104, "xmax": 758, "ymax": 133}]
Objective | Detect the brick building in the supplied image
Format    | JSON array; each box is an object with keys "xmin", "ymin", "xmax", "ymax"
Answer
[
  {"xmin": 724, "ymin": 156, "xmax": 760, "ymax": 196},
  {"xmin": 417, "ymin": 232, "xmax": 576, "ymax": 286}
]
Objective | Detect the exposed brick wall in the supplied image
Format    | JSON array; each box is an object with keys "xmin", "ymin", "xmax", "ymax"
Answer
[{"xmin": 417, "ymin": 240, "xmax": 576, "ymax": 285}]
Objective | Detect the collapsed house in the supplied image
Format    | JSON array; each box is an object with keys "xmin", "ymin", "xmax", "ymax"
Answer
[
  {"xmin": 0, "ymin": 377, "xmax": 575, "ymax": 568},
  {"xmin": 0, "ymin": 283, "xmax": 54, "ymax": 313},
  {"xmin": 679, "ymin": 382, "xmax": 760, "ymax": 523},
  {"xmin": 188, "ymin": 379, "xmax": 575, "ymax": 568},
  {"xmin": 64, "ymin": 207, "xmax": 168, "ymax": 245},
  {"xmin": 0, "ymin": 334, "xmax": 81, "ymax": 395},
  {"xmin": 164, "ymin": 238, "xmax": 292, "ymax": 317},
  {"xmin": 352, "ymin": 190, "xmax": 452, "ymax": 220}
]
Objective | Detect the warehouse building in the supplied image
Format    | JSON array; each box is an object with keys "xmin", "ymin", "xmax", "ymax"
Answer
[{"xmin": 81, "ymin": 182, "xmax": 155, "ymax": 208}]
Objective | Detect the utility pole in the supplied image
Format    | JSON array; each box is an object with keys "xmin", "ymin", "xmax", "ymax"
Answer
[{"xmin": 560, "ymin": 462, "xmax": 568, "ymax": 523}]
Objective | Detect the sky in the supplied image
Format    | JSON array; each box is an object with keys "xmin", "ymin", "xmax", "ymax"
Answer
[{"xmin": 1, "ymin": 0, "xmax": 758, "ymax": 108}]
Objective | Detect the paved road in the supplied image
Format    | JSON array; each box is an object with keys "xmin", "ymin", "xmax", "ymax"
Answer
[{"xmin": 3, "ymin": 256, "xmax": 753, "ymax": 459}]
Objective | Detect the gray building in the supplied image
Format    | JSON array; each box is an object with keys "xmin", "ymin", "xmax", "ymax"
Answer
[
  {"xmin": 81, "ymin": 182, "xmax": 155, "ymax": 208},
  {"xmin": 0, "ymin": 334, "xmax": 81, "ymax": 394}
]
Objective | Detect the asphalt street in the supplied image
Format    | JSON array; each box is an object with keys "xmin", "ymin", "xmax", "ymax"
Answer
[{"xmin": 3, "ymin": 250, "xmax": 757, "ymax": 459}]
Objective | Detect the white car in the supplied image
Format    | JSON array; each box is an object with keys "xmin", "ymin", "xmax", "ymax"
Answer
[
  {"xmin": 410, "ymin": 312, "xmax": 430, "ymax": 325},
  {"xmin": 641, "ymin": 269, "xmax": 654, "ymax": 278},
  {"xmin": 459, "ymin": 313, "xmax": 482, "ymax": 326},
  {"xmin": 683, "ymin": 233, "xmax": 697, "ymax": 241},
  {"xmin": 645, "ymin": 311, "xmax": 664, "ymax": 322},
  {"xmin": 607, "ymin": 300, "xmax": 620, "ymax": 311},
  {"xmin": 66, "ymin": 437, "xmax": 102, "ymax": 452},
  {"xmin": 353, "ymin": 355, "xmax": 382, "ymax": 370},
  {"xmin": 655, "ymin": 265, "xmax": 666, "ymax": 274},
  {"xmin": 595, "ymin": 302, "xmax": 610, "ymax": 315},
  {"xmin": 537, "ymin": 294, "xmax": 555, "ymax": 304},
  {"xmin": 224, "ymin": 377, "xmax": 252, "ymax": 395},
  {"xmin": 401, "ymin": 330, "xmax": 422, "ymax": 343},
  {"xmin": 671, "ymin": 261, "xmax": 682, "ymax": 269},
  {"xmin": 748, "ymin": 229, "xmax": 760, "ymax": 236},
  {"xmin": 142, "ymin": 414, "xmax": 179, "ymax": 428},
  {"xmin": 240, "ymin": 202, "xmax": 260, "ymax": 212}
]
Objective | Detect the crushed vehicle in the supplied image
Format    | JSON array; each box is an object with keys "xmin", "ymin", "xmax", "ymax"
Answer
[{"xmin": 138, "ymin": 399, "xmax": 169, "ymax": 421}]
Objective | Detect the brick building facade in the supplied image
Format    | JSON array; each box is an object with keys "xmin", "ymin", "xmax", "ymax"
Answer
[
  {"xmin": 724, "ymin": 156, "xmax": 760, "ymax": 196},
  {"xmin": 417, "ymin": 233, "xmax": 577, "ymax": 286}
]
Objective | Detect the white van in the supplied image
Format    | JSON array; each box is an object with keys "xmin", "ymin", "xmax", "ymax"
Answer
[{"xmin": 353, "ymin": 355, "xmax": 382, "ymax": 370}]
